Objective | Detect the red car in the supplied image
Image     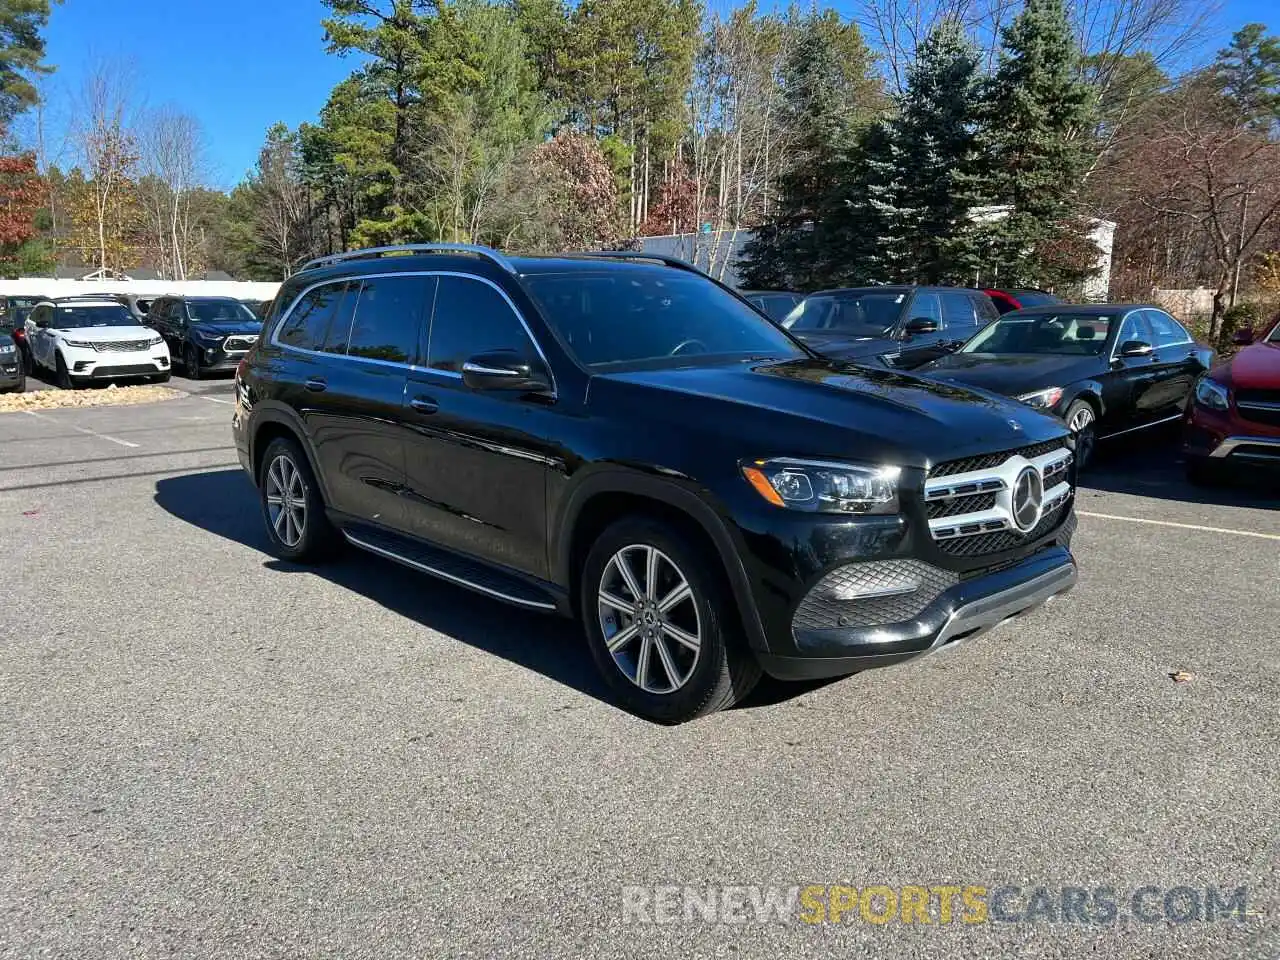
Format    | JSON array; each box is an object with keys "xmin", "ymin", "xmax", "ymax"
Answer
[
  {"xmin": 982, "ymin": 288, "xmax": 1064, "ymax": 314},
  {"xmin": 1183, "ymin": 317, "xmax": 1280, "ymax": 483}
]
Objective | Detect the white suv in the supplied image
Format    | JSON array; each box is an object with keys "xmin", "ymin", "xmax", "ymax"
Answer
[{"xmin": 26, "ymin": 297, "xmax": 171, "ymax": 388}]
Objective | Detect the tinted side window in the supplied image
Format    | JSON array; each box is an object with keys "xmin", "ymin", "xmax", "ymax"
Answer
[
  {"xmin": 276, "ymin": 282, "xmax": 348, "ymax": 352},
  {"xmin": 427, "ymin": 275, "xmax": 534, "ymax": 373},
  {"xmin": 971, "ymin": 293, "xmax": 1000, "ymax": 325},
  {"xmin": 347, "ymin": 275, "xmax": 431, "ymax": 363},
  {"xmin": 1116, "ymin": 312, "xmax": 1152, "ymax": 347},
  {"xmin": 1144, "ymin": 310, "xmax": 1189, "ymax": 347},
  {"xmin": 939, "ymin": 290, "xmax": 980, "ymax": 330},
  {"xmin": 909, "ymin": 292, "xmax": 943, "ymax": 325}
]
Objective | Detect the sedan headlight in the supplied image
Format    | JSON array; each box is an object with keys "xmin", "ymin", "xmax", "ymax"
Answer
[
  {"xmin": 1016, "ymin": 386, "xmax": 1064, "ymax": 409},
  {"xmin": 1193, "ymin": 376, "xmax": 1229, "ymax": 411},
  {"xmin": 741, "ymin": 458, "xmax": 900, "ymax": 515}
]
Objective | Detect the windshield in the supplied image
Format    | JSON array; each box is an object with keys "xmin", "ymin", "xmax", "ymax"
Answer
[
  {"xmin": 187, "ymin": 299, "xmax": 257, "ymax": 323},
  {"xmin": 2, "ymin": 297, "xmax": 43, "ymax": 330},
  {"xmin": 522, "ymin": 267, "xmax": 805, "ymax": 370},
  {"xmin": 1267, "ymin": 320, "xmax": 1280, "ymax": 343},
  {"xmin": 50, "ymin": 305, "xmax": 137, "ymax": 329},
  {"xmin": 961, "ymin": 312, "xmax": 1116, "ymax": 356},
  {"xmin": 782, "ymin": 292, "xmax": 903, "ymax": 338}
]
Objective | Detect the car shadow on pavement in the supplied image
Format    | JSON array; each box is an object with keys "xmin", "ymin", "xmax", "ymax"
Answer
[
  {"xmin": 154, "ymin": 468, "xmax": 824, "ymax": 714},
  {"xmin": 1081, "ymin": 440, "xmax": 1280, "ymax": 511}
]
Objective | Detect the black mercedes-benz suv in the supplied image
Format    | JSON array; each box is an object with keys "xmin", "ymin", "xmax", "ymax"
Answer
[{"xmin": 232, "ymin": 244, "xmax": 1079, "ymax": 723}]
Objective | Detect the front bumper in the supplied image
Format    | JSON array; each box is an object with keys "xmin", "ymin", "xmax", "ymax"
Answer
[
  {"xmin": 191, "ymin": 341, "xmax": 253, "ymax": 371},
  {"xmin": 756, "ymin": 544, "xmax": 1077, "ymax": 680},
  {"xmin": 0, "ymin": 354, "xmax": 20, "ymax": 384},
  {"xmin": 1183, "ymin": 404, "xmax": 1280, "ymax": 467},
  {"xmin": 68, "ymin": 350, "xmax": 169, "ymax": 379}
]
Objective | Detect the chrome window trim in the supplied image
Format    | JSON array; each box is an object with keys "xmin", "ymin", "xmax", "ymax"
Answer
[{"xmin": 268, "ymin": 269, "xmax": 554, "ymax": 393}]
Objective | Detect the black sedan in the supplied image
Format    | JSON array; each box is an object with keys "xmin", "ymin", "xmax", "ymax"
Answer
[{"xmin": 918, "ymin": 304, "xmax": 1214, "ymax": 463}]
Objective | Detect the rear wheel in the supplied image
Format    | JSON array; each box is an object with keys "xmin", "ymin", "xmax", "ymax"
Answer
[
  {"xmin": 580, "ymin": 517, "xmax": 760, "ymax": 723},
  {"xmin": 259, "ymin": 437, "xmax": 339, "ymax": 562},
  {"xmin": 1064, "ymin": 399, "xmax": 1096, "ymax": 468}
]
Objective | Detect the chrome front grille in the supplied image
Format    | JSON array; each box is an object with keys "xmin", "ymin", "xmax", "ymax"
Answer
[
  {"xmin": 94, "ymin": 338, "xmax": 154, "ymax": 352},
  {"xmin": 224, "ymin": 335, "xmax": 257, "ymax": 352},
  {"xmin": 925, "ymin": 442, "xmax": 1073, "ymax": 551},
  {"xmin": 1235, "ymin": 389, "xmax": 1280, "ymax": 427}
]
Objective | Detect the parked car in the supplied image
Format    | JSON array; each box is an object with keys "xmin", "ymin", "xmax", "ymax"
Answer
[
  {"xmin": 0, "ymin": 294, "xmax": 47, "ymax": 373},
  {"xmin": 233, "ymin": 244, "xmax": 1079, "ymax": 723},
  {"xmin": 25, "ymin": 296, "xmax": 170, "ymax": 388},
  {"xmin": 0, "ymin": 331, "xmax": 24, "ymax": 392},
  {"xmin": 919, "ymin": 304, "xmax": 1213, "ymax": 465},
  {"xmin": 742, "ymin": 290, "xmax": 802, "ymax": 322},
  {"xmin": 147, "ymin": 295, "xmax": 263, "ymax": 378},
  {"xmin": 243, "ymin": 299, "xmax": 272, "ymax": 320},
  {"xmin": 1183, "ymin": 317, "xmax": 1280, "ymax": 484},
  {"xmin": 111, "ymin": 293, "xmax": 157, "ymax": 325},
  {"xmin": 781, "ymin": 286, "xmax": 1001, "ymax": 369},
  {"xmin": 983, "ymin": 288, "xmax": 1064, "ymax": 314}
]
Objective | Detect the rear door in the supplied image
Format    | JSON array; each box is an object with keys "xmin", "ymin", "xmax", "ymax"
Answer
[
  {"xmin": 401, "ymin": 273, "xmax": 555, "ymax": 578},
  {"xmin": 1141, "ymin": 309, "xmax": 1202, "ymax": 418},
  {"xmin": 274, "ymin": 277, "xmax": 416, "ymax": 530}
]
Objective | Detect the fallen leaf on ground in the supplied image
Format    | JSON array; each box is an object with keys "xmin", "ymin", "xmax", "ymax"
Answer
[{"xmin": 1169, "ymin": 670, "xmax": 1196, "ymax": 683}]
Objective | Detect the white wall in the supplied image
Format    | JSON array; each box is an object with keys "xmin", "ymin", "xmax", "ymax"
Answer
[{"xmin": 0, "ymin": 278, "xmax": 281, "ymax": 301}]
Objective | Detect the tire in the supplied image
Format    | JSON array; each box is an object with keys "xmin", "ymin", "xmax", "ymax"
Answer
[
  {"xmin": 258, "ymin": 436, "xmax": 340, "ymax": 563},
  {"xmin": 580, "ymin": 517, "xmax": 761, "ymax": 723},
  {"xmin": 1063, "ymin": 398, "xmax": 1096, "ymax": 469},
  {"xmin": 10, "ymin": 373, "xmax": 24, "ymax": 393},
  {"xmin": 1186, "ymin": 456, "xmax": 1225, "ymax": 487},
  {"xmin": 185, "ymin": 345, "xmax": 202, "ymax": 380},
  {"xmin": 54, "ymin": 352, "xmax": 78, "ymax": 390},
  {"xmin": 153, "ymin": 371, "xmax": 171, "ymax": 383}
]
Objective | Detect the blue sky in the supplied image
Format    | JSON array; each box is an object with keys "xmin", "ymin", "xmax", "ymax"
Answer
[{"xmin": 26, "ymin": 0, "xmax": 1278, "ymax": 190}]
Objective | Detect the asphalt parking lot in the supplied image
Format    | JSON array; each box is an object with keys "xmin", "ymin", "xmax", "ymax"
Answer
[{"xmin": 2, "ymin": 389, "xmax": 1277, "ymax": 959}]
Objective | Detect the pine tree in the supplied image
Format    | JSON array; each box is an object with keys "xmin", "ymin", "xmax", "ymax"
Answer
[
  {"xmin": 1213, "ymin": 23, "xmax": 1280, "ymax": 126},
  {"xmin": 978, "ymin": 0, "xmax": 1095, "ymax": 287},
  {"xmin": 737, "ymin": 10, "xmax": 880, "ymax": 290}
]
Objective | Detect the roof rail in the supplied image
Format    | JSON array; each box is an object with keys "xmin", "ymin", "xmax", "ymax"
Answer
[
  {"xmin": 571, "ymin": 250, "xmax": 709, "ymax": 277},
  {"xmin": 300, "ymin": 243, "xmax": 518, "ymax": 275}
]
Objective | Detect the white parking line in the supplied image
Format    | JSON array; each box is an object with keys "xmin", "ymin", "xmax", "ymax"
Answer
[
  {"xmin": 200, "ymin": 395, "xmax": 232, "ymax": 405},
  {"xmin": 23, "ymin": 410, "xmax": 140, "ymax": 449},
  {"xmin": 1078, "ymin": 511, "xmax": 1280, "ymax": 541}
]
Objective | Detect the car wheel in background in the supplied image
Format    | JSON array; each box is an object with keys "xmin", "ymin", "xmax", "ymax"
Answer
[
  {"xmin": 153, "ymin": 371, "xmax": 171, "ymax": 384},
  {"xmin": 1064, "ymin": 399, "xmax": 1096, "ymax": 468},
  {"xmin": 258, "ymin": 436, "xmax": 339, "ymax": 563},
  {"xmin": 54, "ymin": 353, "xmax": 78, "ymax": 390},
  {"xmin": 580, "ymin": 517, "xmax": 761, "ymax": 724},
  {"xmin": 185, "ymin": 345, "xmax": 202, "ymax": 380}
]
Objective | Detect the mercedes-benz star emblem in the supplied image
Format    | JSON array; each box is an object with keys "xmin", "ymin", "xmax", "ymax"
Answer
[
  {"xmin": 1008, "ymin": 419, "xmax": 1023, "ymax": 431},
  {"xmin": 1012, "ymin": 466, "xmax": 1044, "ymax": 532}
]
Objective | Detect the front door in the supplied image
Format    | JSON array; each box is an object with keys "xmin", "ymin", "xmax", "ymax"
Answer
[
  {"xmin": 1100, "ymin": 310, "xmax": 1160, "ymax": 433},
  {"xmin": 401, "ymin": 273, "xmax": 555, "ymax": 579}
]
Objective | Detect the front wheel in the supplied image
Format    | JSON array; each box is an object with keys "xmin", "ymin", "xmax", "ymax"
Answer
[
  {"xmin": 54, "ymin": 353, "xmax": 78, "ymax": 390},
  {"xmin": 1064, "ymin": 399, "xmax": 1096, "ymax": 469},
  {"xmin": 185, "ymin": 345, "xmax": 202, "ymax": 380},
  {"xmin": 258, "ymin": 437, "xmax": 339, "ymax": 563},
  {"xmin": 1186, "ymin": 456, "xmax": 1225, "ymax": 487},
  {"xmin": 580, "ymin": 517, "xmax": 760, "ymax": 723}
]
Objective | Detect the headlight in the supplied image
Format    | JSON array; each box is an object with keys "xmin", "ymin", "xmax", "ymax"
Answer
[
  {"xmin": 741, "ymin": 458, "xmax": 900, "ymax": 515},
  {"xmin": 1016, "ymin": 386, "xmax": 1064, "ymax": 409},
  {"xmin": 149, "ymin": 334, "xmax": 164, "ymax": 346},
  {"xmin": 62, "ymin": 339, "xmax": 95, "ymax": 349},
  {"xmin": 1194, "ymin": 377, "xmax": 1229, "ymax": 411},
  {"xmin": 0, "ymin": 343, "xmax": 14, "ymax": 355}
]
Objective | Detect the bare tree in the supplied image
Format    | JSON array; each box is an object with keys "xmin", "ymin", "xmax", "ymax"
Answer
[
  {"xmin": 71, "ymin": 64, "xmax": 139, "ymax": 271},
  {"xmin": 251, "ymin": 123, "xmax": 309, "ymax": 278},
  {"xmin": 139, "ymin": 108, "xmax": 207, "ymax": 279}
]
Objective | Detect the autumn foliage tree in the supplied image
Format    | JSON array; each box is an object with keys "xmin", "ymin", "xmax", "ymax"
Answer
[
  {"xmin": 510, "ymin": 130, "xmax": 622, "ymax": 250},
  {"xmin": 0, "ymin": 152, "xmax": 43, "ymax": 275}
]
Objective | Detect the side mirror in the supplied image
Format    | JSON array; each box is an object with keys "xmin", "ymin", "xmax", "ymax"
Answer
[
  {"xmin": 461, "ymin": 350, "xmax": 552, "ymax": 393},
  {"xmin": 1232, "ymin": 327, "xmax": 1255, "ymax": 346},
  {"xmin": 1118, "ymin": 340, "xmax": 1153, "ymax": 358},
  {"xmin": 904, "ymin": 317, "xmax": 940, "ymax": 335}
]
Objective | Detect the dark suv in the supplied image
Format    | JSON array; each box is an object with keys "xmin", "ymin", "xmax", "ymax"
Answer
[
  {"xmin": 147, "ymin": 295, "xmax": 262, "ymax": 378},
  {"xmin": 782, "ymin": 286, "xmax": 1001, "ymax": 369},
  {"xmin": 233, "ymin": 245, "xmax": 1079, "ymax": 723}
]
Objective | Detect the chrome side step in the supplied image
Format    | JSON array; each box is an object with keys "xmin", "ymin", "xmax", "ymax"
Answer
[{"xmin": 342, "ymin": 530, "xmax": 558, "ymax": 611}]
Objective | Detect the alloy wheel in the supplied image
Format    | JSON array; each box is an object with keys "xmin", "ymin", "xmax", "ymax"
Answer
[
  {"xmin": 264, "ymin": 454, "xmax": 307, "ymax": 547},
  {"xmin": 597, "ymin": 544, "xmax": 702, "ymax": 694},
  {"xmin": 1068, "ymin": 406, "xmax": 1094, "ymax": 432}
]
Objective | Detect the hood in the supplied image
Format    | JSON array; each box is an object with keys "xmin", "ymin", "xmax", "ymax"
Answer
[
  {"xmin": 190, "ymin": 319, "xmax": 261, "ymax": 336},
  {"xmin": 595, "ymin": 357, "xmax": 1068, "ymax": 469},
  {"xmin": 52, "ymin": 324, "xmax": 154, "ymax": 342},
  {"xmin": 1221, "ymin": 340, "xmax": 1280, "ymax": 389},
  {"xmin": 790, "ymin": 330, "xmax": 898, "ymax": 363},
  {"xmin": 919, "ymin": 352, "xmax": 1101, "ymax": 397}
]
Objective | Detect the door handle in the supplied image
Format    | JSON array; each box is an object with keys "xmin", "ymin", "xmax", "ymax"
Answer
[
  {"xmin": 304, "ymin": 377, "xmax": 327, "ymax": 392},
  {"xmin": 410, "ymin": 396, "xmax": 438, "ymax": 413}
]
